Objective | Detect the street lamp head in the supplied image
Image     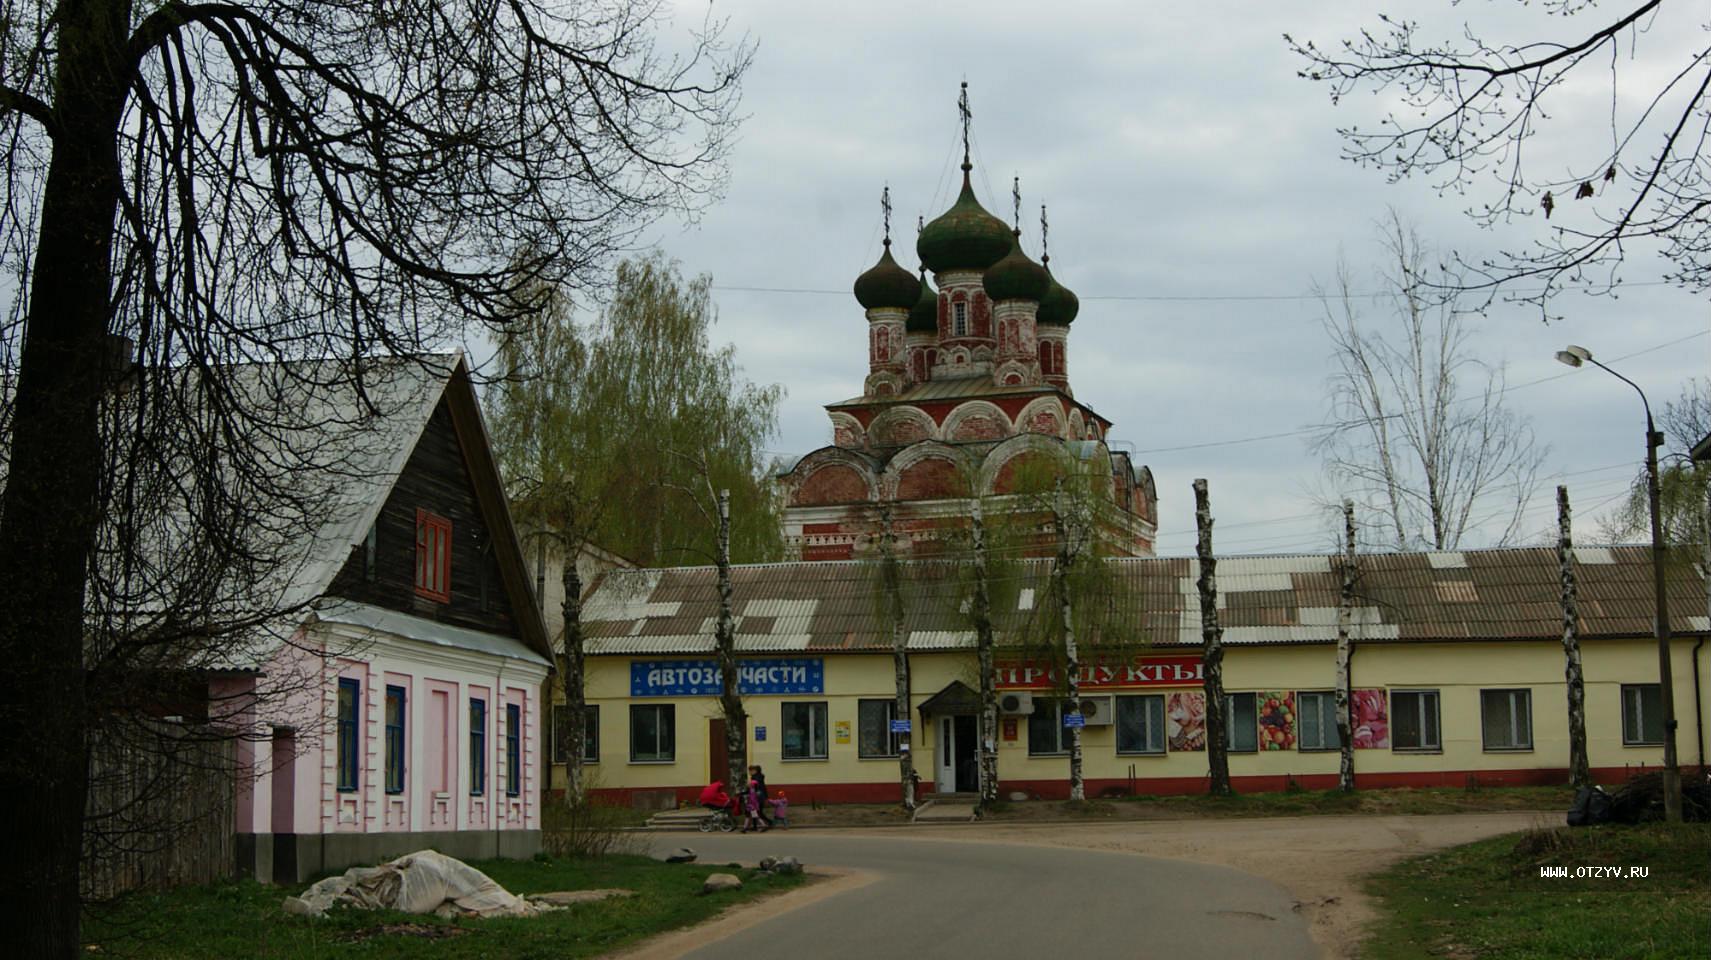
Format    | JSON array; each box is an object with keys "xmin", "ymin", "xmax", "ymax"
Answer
[{"xmin": 1555, "ymin": 344, "xmax": 1592, "ymax": 368}]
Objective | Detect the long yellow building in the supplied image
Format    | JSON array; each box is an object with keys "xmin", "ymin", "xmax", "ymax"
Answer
[{"xmin": 544, "ymin": 546, "xmax": 1707, "ymax": 805}]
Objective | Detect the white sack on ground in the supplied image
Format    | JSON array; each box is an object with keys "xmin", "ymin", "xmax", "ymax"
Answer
[{"xmin": 283, "ymin": 850, "xmax": 552, "ymax": 919}]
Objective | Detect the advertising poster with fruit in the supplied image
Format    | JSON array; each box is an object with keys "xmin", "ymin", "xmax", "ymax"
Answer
[
  {"xmin": 1166, "ymin": 691, "xmax": 1206, "ymax": 751},
  {"xmin": 1351, "ymin": 688, "xmax": 1389, "ymax": 749},
  {"xmin": 1257, "ymin": 691, "xmax": 1296, "ymax": 750}
]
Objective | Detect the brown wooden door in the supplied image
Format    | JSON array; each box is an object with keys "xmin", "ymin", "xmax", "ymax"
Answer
[{"xmin": 709, "ymin": 719, "xmax": 727, "ymax": 785}]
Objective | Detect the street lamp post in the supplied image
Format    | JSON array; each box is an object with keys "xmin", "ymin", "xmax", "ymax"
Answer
[{"xmin": 1554, "ymin": 344, "xmax": 1682, "ymax": 823}]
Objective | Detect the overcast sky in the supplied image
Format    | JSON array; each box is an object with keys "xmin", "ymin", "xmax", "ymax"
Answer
[{"xmin": 625, "ymin": 0, "xmax": 1710, "ymax": 557}]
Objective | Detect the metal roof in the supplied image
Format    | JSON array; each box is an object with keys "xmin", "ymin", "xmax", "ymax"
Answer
[{"xmin": 580, "ymin": 546, "xmax": 1711, "ymax": 656}]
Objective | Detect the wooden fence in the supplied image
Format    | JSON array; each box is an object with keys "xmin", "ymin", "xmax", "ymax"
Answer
[{"xmin": 82, "ymin": 720, "xmax": 237, "ymax": 899}]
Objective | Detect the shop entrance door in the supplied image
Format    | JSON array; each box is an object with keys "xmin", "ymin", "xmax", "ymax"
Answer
[{"xmin": 935, "ymin": 714, "xmax": 978, "ymax": 793}]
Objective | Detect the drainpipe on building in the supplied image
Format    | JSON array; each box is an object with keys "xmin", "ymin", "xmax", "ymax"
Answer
[
  {"xmin": 1693, "ymin": 637, "xmax": 1705, "ymax": 772},
  {"xmin": 494, "ymin": 658, "xmax": 506, "ymax": 857}
]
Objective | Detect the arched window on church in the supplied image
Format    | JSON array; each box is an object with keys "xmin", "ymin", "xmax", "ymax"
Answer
[{"xmin": 952, "ymin": 301, "xmax": 968, "ymax": 338}]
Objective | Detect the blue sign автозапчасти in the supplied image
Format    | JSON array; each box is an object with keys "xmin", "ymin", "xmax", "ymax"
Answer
[{"xmin": 631, "ymin": 658, "xmax": 825, "ymax": 697}]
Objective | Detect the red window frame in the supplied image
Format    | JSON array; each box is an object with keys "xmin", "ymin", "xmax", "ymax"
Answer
[{"xmin": 415, "ymin": 509, "xmax": 452, "ymax": 602}]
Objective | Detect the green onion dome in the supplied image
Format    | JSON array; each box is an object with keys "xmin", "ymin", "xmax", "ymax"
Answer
[
  {"xmin": 1037, "ymin": 267, "xmax": 1080, "ymax": 326},
  {"xmin": 853, "ymin": 240, "xmax": 922, "ymax": 310},
  {"xmin": 907, "ymin": 272, "xmax": 937, "ymax": 333},
  {"xmin": 916, "ymin": 172, "xmax": 1014, "ymax": 273},
  {"xmin": 983, "ymin": 232, "xmax": 1050, "ymax": 302}
]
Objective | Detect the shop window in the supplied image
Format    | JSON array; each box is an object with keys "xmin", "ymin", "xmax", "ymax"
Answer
[
  {"xmin": 505, "ymin": 703, "xmax": 521, "ymax": 796},
  {"xmin": 384, "ymin": 685, "xmax": 406, "ymax": 794},
  {"xmin": 414, "ymin": 508, "xmax": 452, "ymax": 602},
  {"xmin": 1116, "ymin": 695, "xmax": 1165, "ymax": 755},
  {"xmin": 1392, "ymin": 690, "xmax": 1441, "ymax": 751},
  {"xmin": 1224, "ymin": 693, "xmax": 1258, "ymax": 753},
  {"xmin": 1028, "ymin": 699, "xmax": 1073, "ymax": 755},
  {"xmin": 1297, "ymin": 691, "xmax": 1341, "ymax": 751},
  {"xmin": 337, "ymin": 678, "xmax": 361, "ymax": 792},
  {"xmin": 630, "ymin": 704, "xmax": 676, "ymax": 762},
  {"xmin": 468, "ymin": 698, "xmax": 486, "ymax": 796},
  {"xmin": 858, "ymin": 700, "xmax": 902, "ymax": 758},
  {"xmin": 1621, "ymin": 684, "xmax": 1664, "ymax": 745},
  {"xmin": 782, "ymin": 702, "xmax": 829, "ymax": 760},
  {"xmin": 1480, "ymin": 688, "xmax": 1532, "ymax": 751},
  {"xmin": 552, "ymin": 704, "xmax": 600, "ymax": 764}
]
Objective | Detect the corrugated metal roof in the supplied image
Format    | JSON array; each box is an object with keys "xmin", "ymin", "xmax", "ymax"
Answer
[{"xmin": 578, "ymin": 546, "xmax": 1709, "ymax": 656}]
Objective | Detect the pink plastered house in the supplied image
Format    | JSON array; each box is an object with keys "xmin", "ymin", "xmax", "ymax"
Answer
[{"xmin": 216, "ymin": 354, "xmax": 552, "ymax": 883}]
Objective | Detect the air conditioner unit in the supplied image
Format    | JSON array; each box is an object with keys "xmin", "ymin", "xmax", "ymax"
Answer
[
  {"xmin": 1077, "ymin": 695, "xmax": 1115, "ymax": 726},
  {"xmin": 999, "ymin": 692, "xmax": 1035, "ymax": 715}
]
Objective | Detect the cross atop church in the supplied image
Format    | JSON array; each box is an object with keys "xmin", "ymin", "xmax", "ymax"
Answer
[
  {"xmin": 958, "ymin": 81, "xmax": 971, "ymax": 171},
  {"xmin": 1040, "ymin": 204, "xmax": 1051, "ymax": 265},
  {"xmin": 1012, "ymin": 176, "xmax": 1022, "ymax": 233},
  {"xmin": 881, "ymin": 184, "xmax": 892, "ymax": 246}
]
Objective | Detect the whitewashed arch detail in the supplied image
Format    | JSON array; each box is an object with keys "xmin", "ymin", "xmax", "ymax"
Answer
[
  {"xmin": 783, "ymin": 445, "xmax": 882, "ymax": 503},
  {"xmin": 868, "ymin": 404, "xmax": 938, "ymax": 447},
  {"xmin": 1067, "ymin": 408, "xmax": 1085, "ymax": 442},
  {"xmin": 940, "ymin": 400, "xmax": 1011, "ymax": 442},
  {"xmin": 976, "ymin": 432, "xmax": 1072, "ymax": 496},
  {"xmin": 878, "ymin": 441, "xmax": 976, "ymax": 501},
  {"xmin": 1015, "ymin": 396, "xmax": 1067, "ymax": 438},
  {"xmin": 827, "ymin": 411, "xmax": 865, "ymax": 449}
]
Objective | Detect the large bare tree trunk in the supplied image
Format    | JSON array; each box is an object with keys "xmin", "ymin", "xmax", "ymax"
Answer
[
  {"xmin": 1194, "ymin": 479, "xmax": 1232, "ymax": 796},
  {"xmin": 560, "ymin": 545, "xmax": 587, "ymax": 807},
  {"xmin": 714, "ymin": 490, "xmax": 747, "ymax": 796},
  {"xmin": 1336, "ymin": 500, "xmax": 1357, "ymax": 793},
  {"xmin": 971, "ymin": 500, "xmax": 999, "ymax": 811},
  {"xmin": 879, "ymin": 502, "xmax": 915, "ymax": 811},
  {"xmin": 1557, "ymin": 486, "xmax": 1591, "ymax": 789},
  {"xmin": 0, "ymin": 2, "xmax": 131, "ymax": 950},
  {"xmin": 1053, "ymin": 480, "xmax": 1085, "ymax": 802}
]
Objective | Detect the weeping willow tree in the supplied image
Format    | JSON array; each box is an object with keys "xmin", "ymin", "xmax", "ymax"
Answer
[
  {"xmin": 487, "ymin": 252, "xmax": 784, "ymax": 803},
  {"xmin": 984, "ymin": 446, "xmax": 1149, "ymax": 803}
]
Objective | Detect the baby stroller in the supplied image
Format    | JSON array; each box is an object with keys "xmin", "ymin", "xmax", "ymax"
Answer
[{"xmin": 698, "ymin": 797, "xmax": 738, "ymax": 833}]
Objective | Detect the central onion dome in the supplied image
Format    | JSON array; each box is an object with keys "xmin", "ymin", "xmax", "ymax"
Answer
[
  {"xmin": 1037, "ymin": 266, "xmax": 1080, "ymax": 326},
  {"xmin": 983, "ymin": 231, "xmax": 1050, "ymax": 302},
  {"xmin": 853, "ymin": 240, "xmax": 921, "ymax": 310},
  {"xmin": 906, "ymin": 272, "xmax": 937, "ymax": 333},
  {"xmin": 916, "ymin": 172, "xmax": 1013, "ymax": 273}
]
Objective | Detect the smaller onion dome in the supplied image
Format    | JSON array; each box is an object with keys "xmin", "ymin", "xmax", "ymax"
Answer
[
  {"xmin": 853, "ymin": 240, "xmax": 921, "ymax": 310},
  {"xmin": 1037, "ymin": 267, "xmax": 1080, "ymax": 326},
  {"xmin": 907, "ymin": 272, "xmax": 937, "ymax": 333},
  {"xmin": 983, "ymin": 232, "xmax": 1050, "ymax": 302},
  {"xmin": 916, "ymin": 173, "xmax": 1014, "ymax": 273}
]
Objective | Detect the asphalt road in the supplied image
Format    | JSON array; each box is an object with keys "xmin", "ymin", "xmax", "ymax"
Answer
[{"xmin": 643, "ymin": 830, "xmax": 1320, "ymax": 960}]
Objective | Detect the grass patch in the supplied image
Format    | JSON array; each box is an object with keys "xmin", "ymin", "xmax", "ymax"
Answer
[
  {"xmin": 82, "ymin": 854, "xmax": 804, "ymax": 959},
  {"xmin": 1363, "ymin": 822, "xmax": 1711, "ymax": 959}
]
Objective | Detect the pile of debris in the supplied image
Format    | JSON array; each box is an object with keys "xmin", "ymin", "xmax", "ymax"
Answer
[
  {"xmin": 284, "ymin": 850, "xmax": 554, "ymax": 919},
  {"xmin": 1568, "ymin": 772, "xmax": 1711, "ymax": 826}
]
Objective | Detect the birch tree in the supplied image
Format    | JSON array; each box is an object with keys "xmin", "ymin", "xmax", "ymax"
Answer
[
  {"xmin": 877, "ymin": 501, "xmax": 915, "ymax": 811},
  {"xmin": 1335, "ymin": 500, "xmax": 1357, "ymax": 793},
  {"xmin": 1051, "ymin": 477, "xmax": 1087, "ymax": 802},
  {"xmin": 970, "ymin": 499, "xmax": 1000, "ymax": 811},
  {"xmin": 1558, "ymin": 486, "xmax": 1592, "ymax": 789},
  {"xmin": 1313, "ymin": 211, "xmax": 1545, "ymax": 550},
  {"xmin": 1195, "ymin": 479, "xmax": 1233, "ymax": 797},
  {"xmin": 1601, "ymin": 379, "xmax": 1711, "ymax": 560},
  {"xmin": 0, "ymin": 0, "xmax": 749, "ymax": 947}
]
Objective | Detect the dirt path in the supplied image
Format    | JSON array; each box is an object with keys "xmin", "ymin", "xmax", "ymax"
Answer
[{"xmin": 855, "ymin": 810, "xmax": 1557, "ymax": 959}]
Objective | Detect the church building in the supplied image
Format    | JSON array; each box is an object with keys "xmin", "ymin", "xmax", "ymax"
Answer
[{"xmin": 777, "ymin": 95, "xmax": 1156, "ymax": 561}]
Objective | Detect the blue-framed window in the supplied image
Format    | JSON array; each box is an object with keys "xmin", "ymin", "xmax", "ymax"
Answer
[
  {"xmin": 384, "ymin": 685, "xmax": 406, "ymax": 794},
  {"xmin": 506, "ymin": 703, "xmax": 522, "ymax": 797},
  {"xmin": 336, "ymin": 678, "xmax": 361, "ymax": 792},
  {"xmin": 469, "ymin": 698, "xmax": 486, "ymax": 796}
]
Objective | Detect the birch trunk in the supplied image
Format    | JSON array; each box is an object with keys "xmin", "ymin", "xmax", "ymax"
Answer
[
  {"xmin": 1336, "ymin": 500, "xmax": 1356, "ymax": 793},
  {"xmin": 880, "ymin": 502, "xmax": 915, "ymax": 811},
  {"xmin": 1054, "ymin": 480, "xmax": 1084, "ymax": 802},
  {"xmin": 971, "ymin": 500, "xmax": 1000, "ymax": 811},
  {"xmin": 1558, "ymin": 486, "xmax": 1591, "ymax": 788},
  {"xmin": 560, "ymin": 546, "xmax": 587, "ymax": 807},
  {"xmin": 1194, "ymin": 479, "xmax": 1232, "ymax": 796},
  {"xmin": 714, "ymin": 489, "xmax": 748, "ymax": 796}
]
